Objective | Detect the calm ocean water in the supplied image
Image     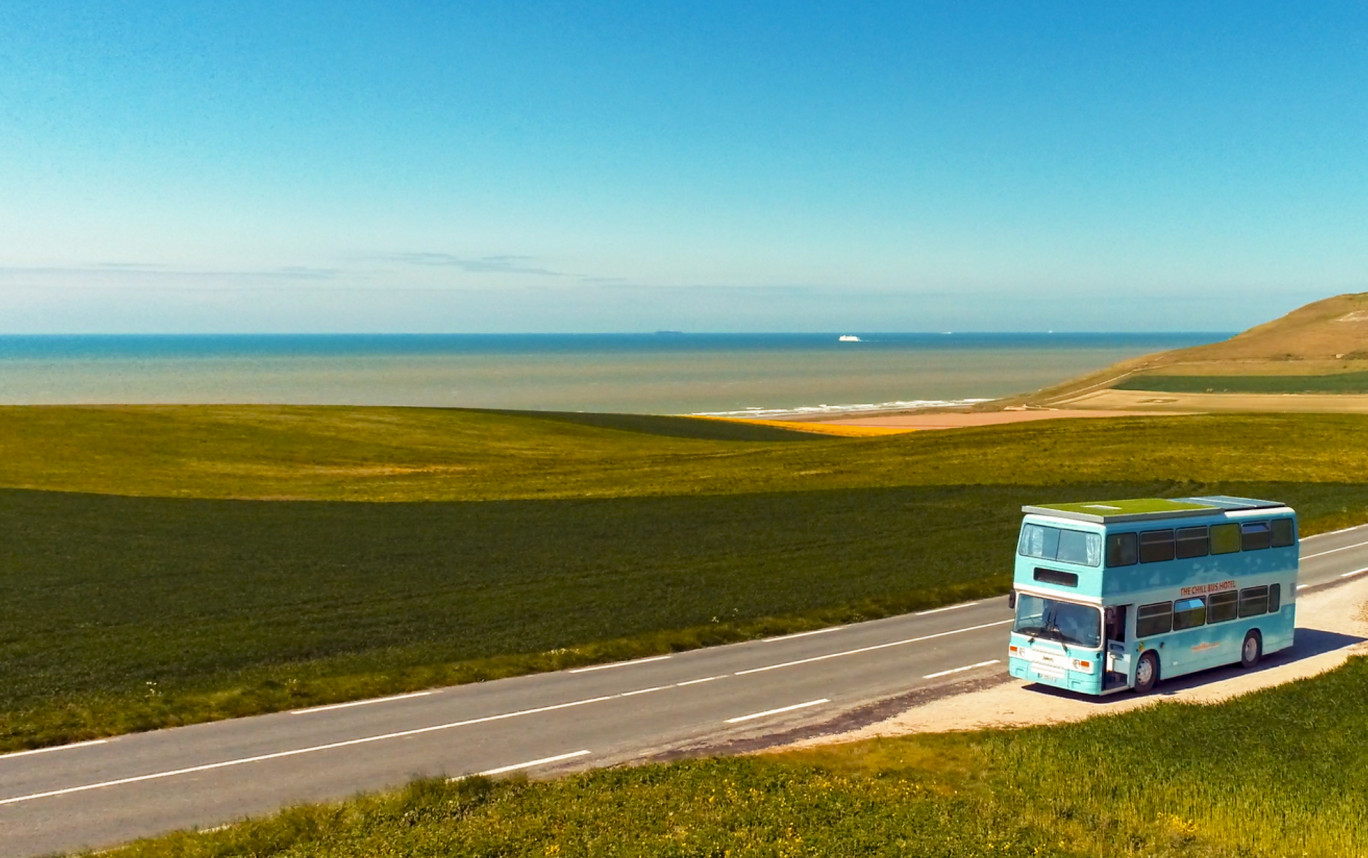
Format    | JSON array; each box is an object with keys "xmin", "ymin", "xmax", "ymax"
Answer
[{"xmin": 0, "ymin": 333, "xmax": 1225, "ymax": 416}]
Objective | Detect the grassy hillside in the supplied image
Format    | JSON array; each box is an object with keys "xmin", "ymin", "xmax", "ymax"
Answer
[
  {"xmin": 1115, "ymin": 370, "xmax": 1368, "ymax": 394},
  {"xmin": 1006, "ymin": 291, "xmax": 1368, "ymax": 405},
  {"xmin": 4, "ymin": 405, "xmax": 1368, "ymax": 750},
  {"xmin": 7, "ymin": 406, "xmax": 1368, "ymax": 500},
  {"xmin": 103, "ymin": 655, "xmax": 1368, "ymax": 858}
]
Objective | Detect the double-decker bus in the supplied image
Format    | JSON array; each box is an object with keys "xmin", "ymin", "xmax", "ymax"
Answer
[{"xmin": 1007, "ymin": 496, "xmax": 1298, "ymax": 695}]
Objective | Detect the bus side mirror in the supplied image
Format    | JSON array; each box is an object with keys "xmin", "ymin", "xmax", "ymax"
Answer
[{"xmin": 1007, "ymin": 592, "xmax": 1016, "ymax": 610}]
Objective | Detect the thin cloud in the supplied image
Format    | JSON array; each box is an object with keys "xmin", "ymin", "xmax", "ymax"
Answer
[{"xmin": 388, "ymin": 253, "xmax": 566, "ymax": 277}]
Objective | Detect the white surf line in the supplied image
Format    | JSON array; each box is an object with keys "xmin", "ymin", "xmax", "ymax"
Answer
[
  {"xmin": 725, "ymin": 698, "xmax": 829, "ymax": 724},
  {"xmin": 0, "ymin": 691, "xmax": 634, "ymax": 807},
  {"xmin": 290, "ymin": 691, "xmax": 433, "ymax": 715},
  {"xmin": 1301, "ymin": 540, "xmax": 1368, "ymax": 561},
  {"xmin": 479, "ymin": 750, "xmax": 591, "ymax": 777},
  {"xmin": 923, "ymin": 659, "xmax": 1001, "ymax": 680},
  {"xmin": 915, "ymin": 599, "xmax": 985, "ymax": 616},
  {"xmin": 1339, "ymin": 567, "xmax": 1368, "ymax": 579},
  {"xmin": 0, "ymin": 739, "xmax": 108, "ymax": 762},
  {"xmin": 733, "ymin": 619, "xmax": 1014, "ymax": 676},
  {"xmin": 761, "ymin": 626, "xmax": 844, "ymax": 642},
  {"xmin": 568, "ymin": 655, "xmax": 672, "ymax": 673}
]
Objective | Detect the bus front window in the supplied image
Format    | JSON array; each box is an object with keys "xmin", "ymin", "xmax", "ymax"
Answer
[{"xmin": 1013, "ymin": 595, "xmax": 1101, "ymax": 648}]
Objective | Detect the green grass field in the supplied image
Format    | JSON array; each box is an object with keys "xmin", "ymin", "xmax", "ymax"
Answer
[
  {"xmin": 102, "ymin": 655, "xmax": 1368, "ymax": 858},
  {"xmin": 4, "ymin": 406, "xmax": 1368, "ymax": 751},
  {"xmin": 1116, "ymin": 370, "xmax": 1368, "ymax": 394}
]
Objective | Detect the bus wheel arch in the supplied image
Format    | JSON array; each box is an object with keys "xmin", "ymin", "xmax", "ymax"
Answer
[
  {"xmin": 1241, "ymin": 630, "xmax": 1263, "ymax": 668},
  {"xmin": 1135, "ymin": 651, "xmax": 1160, "ymax": 693}
]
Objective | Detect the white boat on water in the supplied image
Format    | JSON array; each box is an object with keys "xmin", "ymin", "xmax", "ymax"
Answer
[{"xmin": 838, "ymin": 334, "xmax": 861, "ymax": 342}]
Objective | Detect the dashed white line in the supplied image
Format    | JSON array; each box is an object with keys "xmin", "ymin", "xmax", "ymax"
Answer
[
  {"xmin": 733, "ymin": 619, "xmax": 1014, "ymax": 676},
  {"xmin": 725, "ymin": 698, "xmax": 829, "ymax": 724},
  {"xmin": 923, "ymin": 659, "xmax": 1001, "ymax": 680},
  {"xmin": 568, "ymin": 655, "xmax": 671, "ymax": 673},
  {"xmin": 1301, "ymin": 539, "xmax": 1368, "ymax": 561},
  {"xmin": 1339, "ymin": 567, "xmax": 1368, "ymax": 579},
  {"xmin": 761, "ymin": 626, "xmax": 844, "ymax": 642},
  {"xmin": 290, "ymin": 691, "xmax": 433, "ymax": 715},
  {"xmin": 915, "ymin": 600, "xmax": 984, "ymax": 616},
  {"xmin": 621, "ymin": 685, "xmax": 671, "ymax": 697},
  {"xmin": 478, "ymin": 750, "xmax": 591, "ymax": 776},
  {"xmin": 0, "ymin": 739, "xmax": 108, "ymax": 761},
  {"xmin": 675, "ymin": 676, "xmax": 721, "ymax": 687}
]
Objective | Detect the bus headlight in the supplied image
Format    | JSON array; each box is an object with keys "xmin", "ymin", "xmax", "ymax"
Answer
[{"xmin": 1070, "ymin": 659, "xmax": 1093, "ymax": 671}]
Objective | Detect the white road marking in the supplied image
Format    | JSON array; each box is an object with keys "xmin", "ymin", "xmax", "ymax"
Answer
[
  {"xmin": 0, "ymin": 739, "xmax": 108, "ymax": 762},
  {"xmin": 0, "ymin": 693, "xmax": 631, "ymax": 806},
  {"xmin": 915, "ymin": 600, "xmax": 984, "ymax": 616},
  {"xmin": 1301, "ymin": 540, "xmax": 1368, "ymax": 561},
  {"xmin": 1305, "ymin": 523, "xmax": 1368, "ymax": 539},
  {"xmin": 290, "ymin": 691, "xmax": 433, "ymax": 715},
  {"xmin": 620, "ymin": 685, "xmax": 671, "ymax": 697},
  {"xmin": 725, "ymin": 698, "xmax": 829, "ymax": 724},
  {"xmin": 674, "ymin": 676, "xmax": 721, "ymax": 687},
  {"xmin": 1339, "ymin": 567, "xmax": 1368, "ymax": 579},
  {"xmin": 733, "ymin": 619, "xmax": 1014, "ymax": 676},
  {"xmin": 568, "ymin": 655, "xmax": 671, "ymax": 673},
  {"xmin": 478, "ymin": 750, "xmax": 591, "ymax": 776},
  {"xmin": 761, "ymin": 626, "xmax": 844, "ymax": 642},
  {"xmin": 923, "ymin": 659, "xmax": 1001, "ymax": 680}
]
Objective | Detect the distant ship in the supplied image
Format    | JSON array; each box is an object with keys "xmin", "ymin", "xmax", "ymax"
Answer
[{"xmin": 838, "ymin": 334, "xmax": 861, "ymax": 342}]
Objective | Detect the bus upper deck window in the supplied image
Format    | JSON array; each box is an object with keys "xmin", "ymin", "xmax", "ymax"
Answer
[
  {"xmin": 1139, "ymin": 529, "xmax": 1175, "ymax": 563},
  {"xmin": 1241, "ymin": 522, "xmax": 1272, "ymax": 551},
  {"xmin": 1271, "ymin": 519, "xmax": 1296, "ymax": 548},
  {"xmin": 1175, "ymin": 526, "xmax": 1209, "ymax": 559},
  {"xmin": 1210, "ymin": 523, "xmax": 1241, "ymax": 555},
  {"xmin": 1106, "ymin": 532, "xmax": 1137, "ymax": 567}
]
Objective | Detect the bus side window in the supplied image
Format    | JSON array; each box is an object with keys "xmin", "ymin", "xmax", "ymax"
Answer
[
  {"xmin": 1172, "ymin": 597, "xmax": 1206, "ymax": 630},
  {"xmin": 1271, "ymin": 519, "xmax": 1296, "ymax": 548},
  {"xmin": 1136, "ymin": 601, "xmax": 1173, "ymax": 636},
  {"xmin": 1175, "ymin": 526, "xmax": 1209, "ymax": 558},
  {"xmin": 1139, "ymin": 529, "xmax": 1175, "ymax": 563},
  {"xmin": 1239, "ymin": 585, "xmax": 1270, "ymax": 617},
  {"xmin": 1208, "ymin": 591, "xmax": 1238, "ymax": 622},
  {"xmin": 1269, "ymin": 584, "xmax": 1281, "ymax": 612},
  {"xmin": 1241, "ymin": 522, "xmax": 1271, "ymax": 551},
  {"xmin": 1210, "ymin": 523, "xmax": 1241, "ymax": 555},
  {"xmin": 1107, "ymin": 532, "xmax": 1137, "ymax": 567}
]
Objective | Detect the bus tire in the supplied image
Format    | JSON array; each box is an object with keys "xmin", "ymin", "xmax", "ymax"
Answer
[
  {"xmin": 1135, "ymin": 651, "xmax": 1159, "ymax": 693},
  {"xmin": 1241, "ymin": 630, "xmax": 1262, "ymax": 668}
]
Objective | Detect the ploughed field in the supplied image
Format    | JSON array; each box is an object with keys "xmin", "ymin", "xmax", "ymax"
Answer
[{"xmin": 4, "ymin": 406, "xmax": 1368, "ymax": 751}]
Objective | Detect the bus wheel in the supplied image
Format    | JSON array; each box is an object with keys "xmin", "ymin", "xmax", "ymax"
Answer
[
  {"xmin": 1135, "ymin": 652, "xmax": 1159, "ymax": 693},
  {"xmin": 1241, "ymin": 630, "xmax": 1262, "ymax": 668}
]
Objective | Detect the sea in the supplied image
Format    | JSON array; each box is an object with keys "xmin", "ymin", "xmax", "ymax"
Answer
[{"xmin": 0, "ymin": 333, "xmax": 1225, "ymax": 417}]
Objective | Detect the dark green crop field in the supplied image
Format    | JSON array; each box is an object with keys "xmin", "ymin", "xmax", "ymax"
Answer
[
  {"xmin": 104, "ymin": 655, "xmax": 1368, "ymax": 858},
  {"xmin": 1116, "ymin": 370, "xmax": 1368, "ymax": 394}
]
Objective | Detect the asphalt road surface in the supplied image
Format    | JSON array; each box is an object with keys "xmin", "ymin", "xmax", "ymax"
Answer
[{"xmin": 4, "ymin": 523, "xmax": 1368, "ymax": 857}]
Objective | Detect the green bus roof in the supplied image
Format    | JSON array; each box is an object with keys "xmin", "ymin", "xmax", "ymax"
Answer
[{"xmin": 1022, "ymin": 496, "xmax": 1289, "ymax": 524}]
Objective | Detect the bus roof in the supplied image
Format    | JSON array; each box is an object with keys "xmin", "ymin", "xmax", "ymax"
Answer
[{"xmin": 1021, "ymin": 495, "xmax": 1290, "ymax": 524}]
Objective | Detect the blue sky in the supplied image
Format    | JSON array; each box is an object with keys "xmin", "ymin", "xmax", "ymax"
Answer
[{"xmin": 3, "ymin": 2, "xmax": 1365, "ymax": 333}]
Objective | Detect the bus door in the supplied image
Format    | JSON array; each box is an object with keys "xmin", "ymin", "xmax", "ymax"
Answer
[{"xmin": 1103, "ymin": 605, "xmax": 1131, "ymax": 690}]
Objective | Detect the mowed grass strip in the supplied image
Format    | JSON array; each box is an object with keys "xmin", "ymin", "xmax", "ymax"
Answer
[
  {"xmin": 1116, "ymin": 370, "xmax": 1368, "ymax": 394},
  {"xmin": 3, "ymin": 480, "xmax": 1366, "ymax": 751},
  {"xmin": 6, "ymin": 406, "xmax": 1368, "ymax": 500},
  {"xmin": 102, "ymin": 656, "xmax": 1368, "ymax": 858}
]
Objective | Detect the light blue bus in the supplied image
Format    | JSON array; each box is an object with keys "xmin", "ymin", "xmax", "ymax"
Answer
[{"xmin": 1007, "ymin": 496, "xmax": 1298, "ymax": 695}]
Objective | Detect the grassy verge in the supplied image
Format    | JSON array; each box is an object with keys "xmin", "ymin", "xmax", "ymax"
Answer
[
  {"xmin": 4, "ymin": 480, "xmax": 1367, "ymax": 752},
  {"xmin": 5, "ymin": 406, "xmax": 1368, "ymax": 500},
  {"xmin": 100, "ymin": 655, "xmax": 1368, "ymax": 858},
  {"xmin": 1116, "ymin": 370, "xmax": 1368, "ymax": 394}
]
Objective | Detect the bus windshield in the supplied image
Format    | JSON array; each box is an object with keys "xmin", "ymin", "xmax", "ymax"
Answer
[{"xmin": 1013, "ymin": 595, "xmax": 1101, "ymax": 648}]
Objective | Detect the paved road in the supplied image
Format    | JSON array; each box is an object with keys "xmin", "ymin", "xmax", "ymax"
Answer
[{"xmin": 4, "ymin": 524, "xmax": 1368, "ymax": 857}]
